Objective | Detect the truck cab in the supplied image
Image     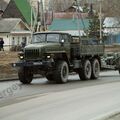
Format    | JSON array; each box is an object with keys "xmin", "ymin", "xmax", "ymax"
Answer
[{"xmin": 24, "ymin": 32, "xmax": 71, "ymax": 60}]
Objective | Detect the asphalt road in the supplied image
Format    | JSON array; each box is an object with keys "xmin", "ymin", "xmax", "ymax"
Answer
[
  {"xmin": 0, "ymin": 70, "xmax": 120, "ymax": 107},
  {"xmin": 0, "ymin": 71, "xmax": 120, "ymax": 120}
]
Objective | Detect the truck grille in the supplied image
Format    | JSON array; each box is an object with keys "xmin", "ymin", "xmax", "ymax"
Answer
[{"xmin": 25, "ymin": 49, "xmax": 39, "ymax": 59}]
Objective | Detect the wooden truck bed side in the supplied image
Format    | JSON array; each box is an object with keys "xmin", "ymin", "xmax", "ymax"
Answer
[
  {"xmin": 80, "ymin": 45, "xmax": 104, "ymax": 56},
  {"xmin": 71, "ymin": 36, "xmax": 104, "ymax": 56}
]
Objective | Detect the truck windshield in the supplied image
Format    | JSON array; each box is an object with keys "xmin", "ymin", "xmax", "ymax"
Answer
[
  {"xmin": 32, "ymin": 34, "xmax": 46, "ymax": 43},
  {"xmin": 32, "ymin": 34, "xmax": 60, "ymax": 43},
  {"xmin": 47, "ymin": 34, "xmax": 59, "ymax": 42}
]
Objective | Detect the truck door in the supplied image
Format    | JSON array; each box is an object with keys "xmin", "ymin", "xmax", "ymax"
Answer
[{"xmin": 60, "ymin": 34, "xmax": 71, "ymax": 59}]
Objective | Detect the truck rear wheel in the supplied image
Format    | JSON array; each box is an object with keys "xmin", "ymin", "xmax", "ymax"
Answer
[
  {"xmin": 54, "ymin": 61, "xmax": 69, "ymax": 83},
  {"xmin": 79, "ymin": 59, "xmax": 92, "ymax": 80},
  {"xmin": 91, "ymin": 59, "xmax": 100, "ymax": 79},
  {"xmin": 18, "ymin": 67, "xmax": 33, "ymax": 84}
]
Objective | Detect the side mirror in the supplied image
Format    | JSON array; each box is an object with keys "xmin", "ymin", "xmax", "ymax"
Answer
[{"xmin": 60, "ymin": 39, "xmax": 65, "ymax": 46}]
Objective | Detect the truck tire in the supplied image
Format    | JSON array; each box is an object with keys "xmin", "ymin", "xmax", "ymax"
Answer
[
  {"xmin": 46, "ymin": 73, "xmax": 54, "ymax": 82},
  {"xmin": 79, "ymin": 59, "xmax": 92, "ymax": 80},
  {"xmin": 118, "ymin": 69, "xmax": 120, "ymax": 74},
  {"xmin": 54, "ymin": 61, "xmax": 69, "ymax": 83},
  {"xmin": 91, "ymin": 59, "xmax": 100, "ymax": 79},
  {"xmin": 18, "ymin": 67, "xmax": 33, "ymax": 84}
]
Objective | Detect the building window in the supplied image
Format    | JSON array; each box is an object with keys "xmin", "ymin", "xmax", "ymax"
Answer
[
  {"xmin": 22, "ymin": 37, "xmax": 27, "ymax": 45},
  {"xmin": 12, "ymin": 37, "xmax": 15, "ymax": 46},
  {"xmin": 17, "ymin": 37, "xmax": 20, "ymax": 45}
]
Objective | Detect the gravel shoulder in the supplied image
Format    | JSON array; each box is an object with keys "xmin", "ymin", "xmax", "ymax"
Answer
[{"xmin": 0, "ymin": 51, "xmax": 18, "ymax": 80}]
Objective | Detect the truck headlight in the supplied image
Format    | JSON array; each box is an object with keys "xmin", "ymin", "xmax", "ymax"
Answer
[
  {"xmin": 19, "ymin": 55, "xmax": 24, "ymax": 59},
  {"xmin": 18, "ymin": 51, "xmax": 24, "ymax": 60},
  {"xmin": 46, "ymin": 54, "xmax": 54, "ymax": 59},
  {"xmin": 47, "ymin": 55, "xmax": 51, "ymax": 59}
]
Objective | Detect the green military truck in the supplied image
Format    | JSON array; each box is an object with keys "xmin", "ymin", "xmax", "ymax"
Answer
[{"xmin": 12, "ymin": 32, "xmax": 104, "ymax": 84}]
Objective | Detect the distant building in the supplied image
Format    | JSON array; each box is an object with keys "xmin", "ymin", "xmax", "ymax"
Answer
[
  {"xmin": 48, "ymin": 18, "xmax": 90, "ymax": 36},
  {"xmin": 64, "ymin": 5, "xmax": 83, "ymax": 12},
  {"xmin": 103, "ymin": 17, "xmax": 120, "ymax": 45},
  {"xmin": 45, "ymin": 11, "xmax": 88, "ymax": 27},
  {"xmin": 0, "ymin": 18, "xmax": 31, "ymax": 51},
  {"xmin": 53, "ymin": 12, "xmax": 88, "ymax": 19},
  {"xmin": 104, "ymin": 17, "xmax": 120, "ymax": 34}
]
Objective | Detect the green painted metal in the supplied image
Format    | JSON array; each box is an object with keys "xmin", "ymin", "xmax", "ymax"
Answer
[
  {"xmin": 14, "ymin": 0, "xmax": 31, "ymax": 24},
  {"xmin": 48, "ymin": 19, "xmax": 90, "ymax": 31}
]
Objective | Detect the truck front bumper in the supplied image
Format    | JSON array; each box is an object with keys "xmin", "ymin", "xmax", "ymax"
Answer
[{"xmin": 12, "ymin": 60, "xmax": 54, "ymax": 68}]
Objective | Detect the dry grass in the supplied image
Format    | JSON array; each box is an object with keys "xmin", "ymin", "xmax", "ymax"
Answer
[
  {"xmin": 0, "ymin": 51, "xmax": 18, "ymax": 65},
  {"xmin": 0, "ymin": 51, "xmax": 18, "ymax": 77}
]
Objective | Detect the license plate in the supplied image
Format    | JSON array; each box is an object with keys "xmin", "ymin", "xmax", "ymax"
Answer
[{"xmin": 33, "ymin": 62, "xmax": 43, "ymax": 65}]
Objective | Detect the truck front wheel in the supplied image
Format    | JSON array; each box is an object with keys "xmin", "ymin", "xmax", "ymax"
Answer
[
  {"xmin": 46, "ymin": 73, "xmax": 54, "ymax": 82},
  {"xmin": 18, "ymin": 67, "xmax": 33, "ymax": 84},
  {"xmin": 54, "ymin": 61, "xmax": 69, "ymax": 83},
  {"xmin": 91, "ymin": 59, "xmax": 100, "ymax": 79},
  {"xmin": 79, "ymin": 59, "xmax": 92, "ymax": 80}
]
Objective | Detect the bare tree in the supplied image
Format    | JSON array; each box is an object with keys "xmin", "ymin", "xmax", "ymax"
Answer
[
  {"xmin": 49, "ymin": 0, "xmax": 73, "ymax": 12},
  {"xmin": 102, "ymin": 0, "xmax": 120, "ymax": 17},
  {"xmin": 49, "ymin": 0, "xmax": 120, "ymax": 17},
  {"xmin": 93, "ymin": 0, "xmax": 120, "ymax": 17}
]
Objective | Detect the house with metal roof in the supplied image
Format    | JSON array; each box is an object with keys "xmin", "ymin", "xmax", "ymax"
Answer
[
  {"xmin": 103, "ymin": 17, "xmax": 120, "ymax": 45},
  {"xmin": 104, "ymin": 17, "xmax": 120, "ymax": 35},
  {"xmin": 0, "ymin": 18, "xmax": 31, "ymax": 51},
  {"xmin": 53, "ymin": 12, "xmax": 88, "ymax": 19},
  {"xmin": 2, "ymin": 0, "xmax": 33, "ymax": 25},
  {"xmin": 48, "ymin": 18, "xmax": 90, "ymax": 36}
]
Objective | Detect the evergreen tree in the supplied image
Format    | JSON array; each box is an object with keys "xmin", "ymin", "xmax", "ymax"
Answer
[{"xmin": 88, "ymin": 13, "xmax": 100, "ymax": 38}]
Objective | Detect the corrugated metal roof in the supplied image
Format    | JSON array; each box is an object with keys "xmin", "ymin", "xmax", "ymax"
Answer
[
  {"xmin": 13, "ymin": 0, "xmax": 32, "ymax": 24},
  {"xmin": 48, "ymin": 19, "xmax": 90, "ymax": 31},
  {"xmin": 104, "ymin": 17, "xmax": 120, "ymax": 28},
  {"xmin": 0, "ymin": 18, "xmax": 21, "ymax": 33}
]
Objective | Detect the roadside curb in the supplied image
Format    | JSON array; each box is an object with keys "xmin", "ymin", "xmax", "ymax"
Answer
[
  {"xmin": 0, "ymin": 73, "xmax": 76, "ymax": 82},
  {"xmin": 92, "ymin": 109, "xmax": 120, "ymax": 120},
  {"xmin": 0, "ymin": 78, "xmax": 18, "ymax": 82},
  {"xmin": 0, "ymin": 75, "xmax": 44, "ymax": 82}
]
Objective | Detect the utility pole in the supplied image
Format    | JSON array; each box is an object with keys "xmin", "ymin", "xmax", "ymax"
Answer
[
  {"xmin": 74, "ymin": 0, "xmax": 81, "ymax": 40},
  {"xmin": 99, "ymin": 0, "xmax": 102, "ymax": 41}
]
